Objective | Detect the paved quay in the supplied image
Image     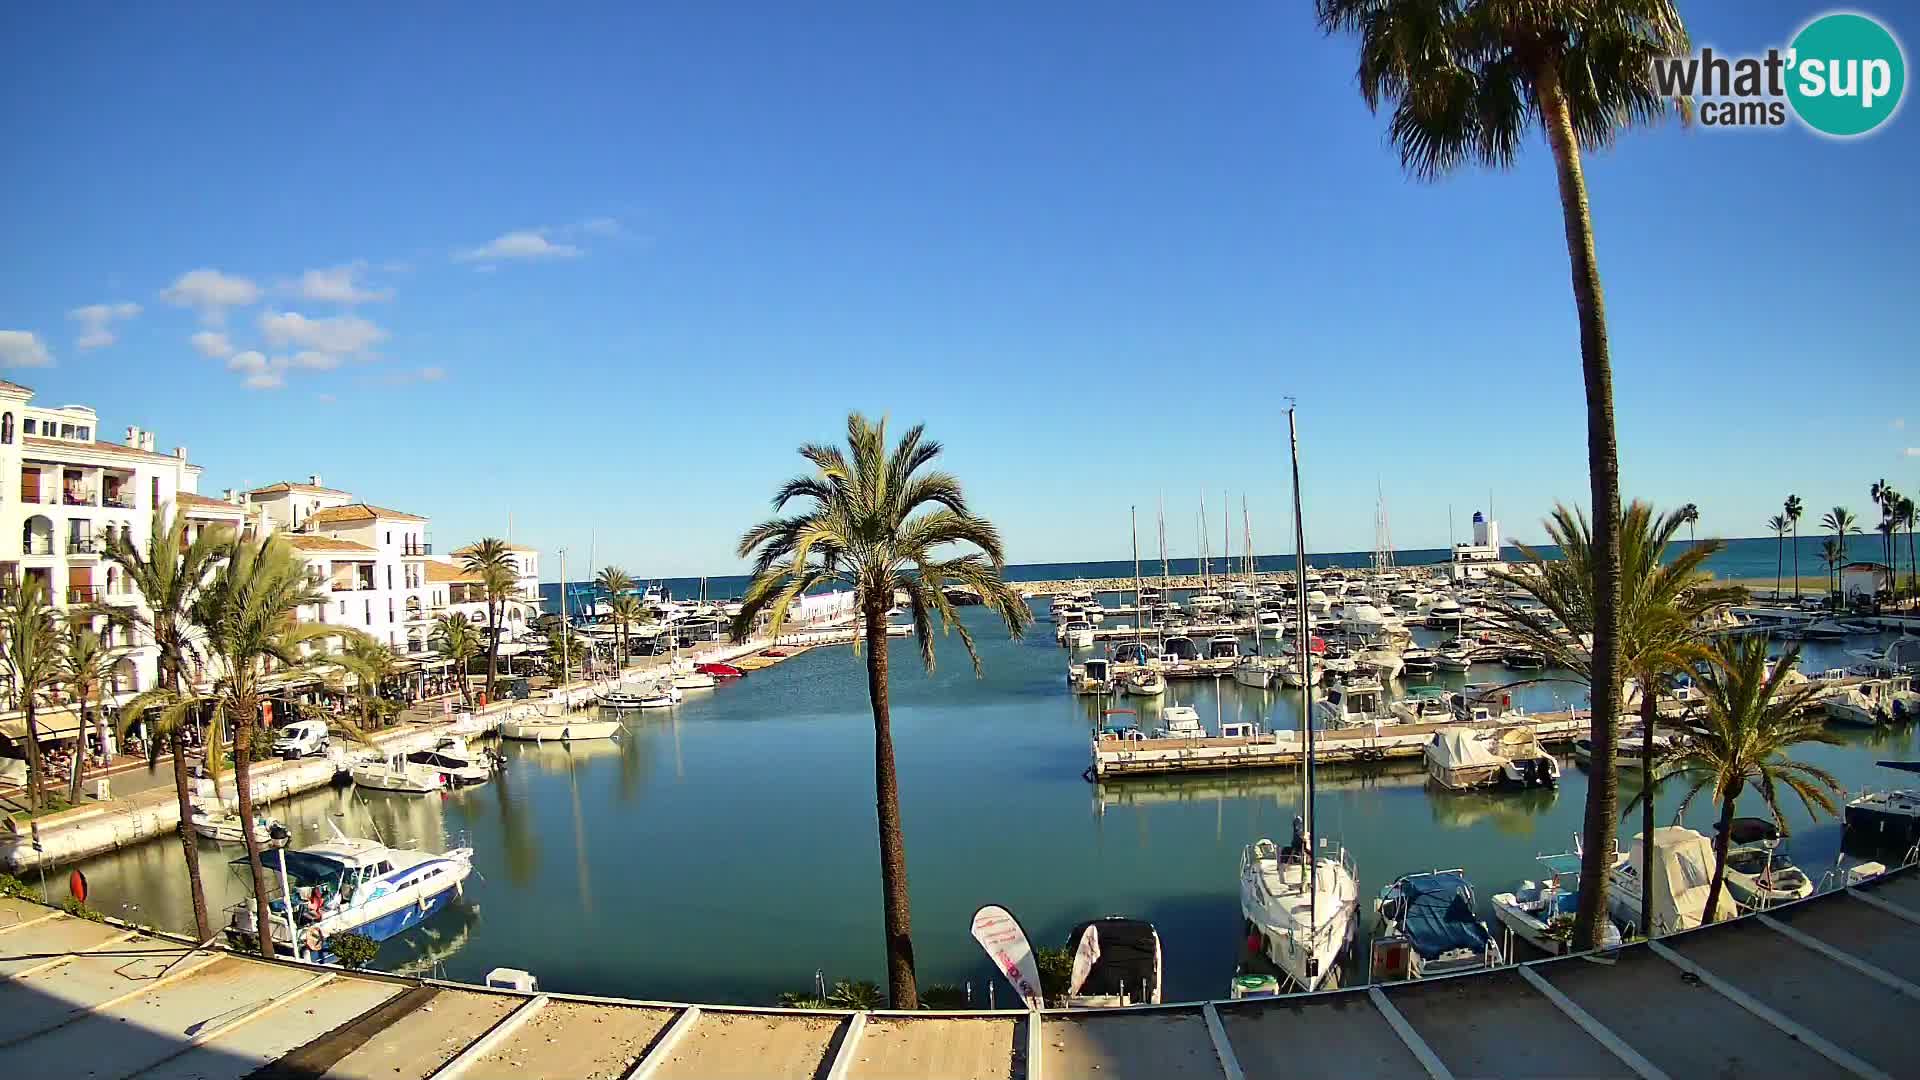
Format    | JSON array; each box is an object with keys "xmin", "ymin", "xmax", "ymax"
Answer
[{"xmin": 3, "ymin": 866, "xmax": 1918, "ymax": 1078}]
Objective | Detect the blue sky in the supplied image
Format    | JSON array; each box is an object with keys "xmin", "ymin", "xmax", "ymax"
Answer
[{"xmin": 2, "ymin": 3, "xmax": 1915, "ymax": 577}]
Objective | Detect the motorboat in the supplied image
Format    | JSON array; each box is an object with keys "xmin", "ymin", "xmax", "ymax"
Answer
[
  {"xmin": 1062, "ymin": 917, "xmax": 1164, "ymax": 1008},
  {"xmin": 226, "ymin": 826, "xmax": 474, "ymax": 963},
  {"xmin": 695, "ymin": 662, "xmax": 745, "ymax": 678},
  {"xmin": 1391, "ymin": 686, "xmax": 1454, "ymax": 725},
  {"xmin": 192, "ymin": 807, "xmax": 287, "ymax": 846},
  {"xmin": 1240, "ymin": 827, "xmax": 1359, "ymax": 992},
  {"xmin": 1339, "ymin": 604, "xmax": 1395, "ymax": 640},
  {"xmin": 1161, "ymin": 636, "xmax": 1200, "ymax": 663},
  {"xmin": 1400, "ymin": 648, "xmax": 1438, "ymax": 679},
  {"xmin": 1573, "ymin": 727, "xmax": 1675, "ymax": 770},
  {"xmin": 405, "ymin": 736, "xmax": 499, "ymax": 787},
  {"xmin": 499, "ymin": 715, "xmax": 622, "ymax": 741},
  {"xmin": 1359, "ymin": 645, "xmax": 1404, "ymax": 681},
  {"xmin": 1493, "ymin": 728, "xmax": 1560, "ymax": 788},
  {"xmin": 1155, "ymin": 706, "xmax": 1205, "ymax": 739},
  {"xmin": 1110, "ymin": 641, "xmax": 1154, "ymax": 667},
  {"xmin": 1230, "ymin": 654, "xmax": 1278, "ymax": 690},
  {"xmin": 1371, "ymin": 870, "xmax": 1503, "ymax": 980},
  {"xmin": 1844, "ymin": 761, "xmax": 1920, "ymax": 850},
  {"xmin": 1188, "ymin": 594, "xmax": 1227, "ymax": 617},
  {"xmin": 1600, "ymin": 827, "xmax": 1738, "ymax": 936},
  {"xmin": 1070, "ymin": 658, "xmax": 1115, "ymax": 695},
  {"xmin": 1491, "ymin": 850, "xmax": 1623, "ymax": 956},
  {"xmin": 1436, "ymin": 642, "xmax": 1475, "ymax": 672},
  {"xmin": 672, "ymin": 669, "xmax": 718, "ymax": 690},
  {"xmin": 1424, "ymin": 729, "xmax": 1503, "ymax": 790},
  {"xmin": 1313, "ymin": 678, "xmax": 1386, "ymax": 730},
  {"xmin": 602, "ymin": 689, "xmax": 652, "ymax": 709},
  {"xmin": 1062, "ymin": 621, "xmax": 1096, "ymax": 649},
  {"xmin": 1425, "ymin": 600, "xmax": 1467, "ymax": 631},
  {"xmin": 1802, "ymin": 618, "xmax": 1854, "ymax": 641},
  {"xmin": 1825, "ymin": 678, "xmax": 1916, "ymax": 727},
  {"xmin": 637, "ymin": 683, "xmax": 684, "ymax": 709},
  {"xmin": 1715, "ymin": 817, "xmax": 1814, "ymax": 911},
  {"xmin": 1279, "ymin": 655, "xmax": 1322, "ymax": 689},
  {"xmin": 350, "ymin": 752, "xmax": 447, "ymax": 794},
  {"xmin": 1503, "ymin": 649, "xmax": 1548, "ymax": 671},
  {"xmin": 1208, "ymin": 636, "xmax": 1241, "ymax": 661},
  {"xmin": 1124, "ymin": 667, "xmax": 1167, "ymax": 697},
  {"xmin": 1256, "ymin": 610, "xmax": 1285, "ymax": 637}
]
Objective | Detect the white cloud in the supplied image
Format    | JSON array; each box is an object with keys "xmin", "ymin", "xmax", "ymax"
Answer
[
  {"xmin": 258, "ymin": 310, "xmax": 386, "ymax": 355},
  {"xmin": 160, "ymin": 269, "xmax": 261, "ymax": 324},
  {"xmin": 455, "ymin": 229, "xmax": 582, "ymax": 264},
  {"xmin": 1906, "ymin": 448, "xmax": 1920, "ymax": 458},
  {"xmin": 288, "ymin": 350, "xmax": 339, "ymax": 371},
  {"xmin": 227, "ymin": 350, "xmax": 286, "ymax": 390},
  {"xmin": 67, "ymin": 302, "xmax": 141, "ymax": 350},
  {"xmin": 0, "ymin": 330, "xmax": 52, "ymax": 368},
  {"xmin": 289, "ymin": 263, "xmax": 392, "ymax": 305},
  {"xmin": 190, "ymin": 330, "xmax": 235, "ymax": 358}
]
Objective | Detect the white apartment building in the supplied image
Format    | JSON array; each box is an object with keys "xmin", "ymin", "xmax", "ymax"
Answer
[
  {"xmin": 0, "ymin": 379, "xmax": 215, "ymax": 702},
  {"xmin": 244, "ymin": 482, "xmax": 435, "ymax": 655},
  {"xmin": 433, "ymin": 542, "xmax": 542, "ymax": 639}
]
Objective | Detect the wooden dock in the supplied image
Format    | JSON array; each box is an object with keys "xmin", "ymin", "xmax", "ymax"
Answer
[{"xmin": 1092, "ymin": 712, "xmax": 1590, "ymax": 779}]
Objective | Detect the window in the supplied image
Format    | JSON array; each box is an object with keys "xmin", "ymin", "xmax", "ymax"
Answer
[
  {"xmin": 386, "ymin": 565, "xmax": 392, "ymax": 590},
  {"xmin": 387, "ymin": 598, "xmax": 394, "ymax": 622},
  {"xmin": 151, "ymin": 477, "xmax": 159, "ymax": 506},
  {"xmin": 77, "ymin": 427, "xmax": 89, "ymax": 441},
  {"xmin": 338, "ymin": 599, "xmax": 346, "ymax": 616},
  {"xmin": 385, "ymin": 531, "xmax": 392, "ymax": 545},
  {"xmin": 363, "ymin": 599, "xmax": 371, "ymax": 625},
  {"xmin": 21, "ymin": 419, "xmax": 33, "ymax": 435},
  {"xmin": 59, "ymin": 424, "xmax": 73, "ymax": 438},
  {"xmin": 1, "ymin": 413, "xmax": 10, "ymax": 444}
]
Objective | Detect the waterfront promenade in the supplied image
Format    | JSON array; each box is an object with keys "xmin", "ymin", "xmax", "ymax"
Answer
[{"xmin": 2, "ymin": 865, "xmax": 1918, "ymax": 1078}]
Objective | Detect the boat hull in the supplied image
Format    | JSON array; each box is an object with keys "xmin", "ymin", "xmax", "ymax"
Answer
[{"xmin": 500, "ymin": 719, "xmax": 621, "ymax": 741}]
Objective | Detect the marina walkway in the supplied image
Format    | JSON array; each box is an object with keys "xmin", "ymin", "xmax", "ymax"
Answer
[{"xmin": 4, "ymin": 867, "xmax": 1919, "ymax": 1079}]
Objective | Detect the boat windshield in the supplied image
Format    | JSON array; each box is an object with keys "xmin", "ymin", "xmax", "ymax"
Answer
[
  {"xmin": 1536, "ymin": 853, "xmax": 1583, "ymax": 878},
  {"xmin": 238, "ymin": 849, "xmax": 351, "ymax": 894}
]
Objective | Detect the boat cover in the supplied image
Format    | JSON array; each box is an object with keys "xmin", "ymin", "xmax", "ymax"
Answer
[
  {"xmin": 1066, "ymin": 918, "xmax": 1158, "ymax": 997},
  {"xmin": 1392, "ymin": 872, "xmax": 1492, "ymax": 960},
  {"xmin": 1877, "ymin": 760, "xmax": 1920, "ymax": 775},
  {"xmin": 1715, "ymin": 817, "xmax": 1783, "ymax": 845},
  {"xmin": 1429, "ymin": 730, "xmax": 1502, "ymax": 772},
  {"xmin": 1631, "ymin": 826, "xmax": 1738, "ymax": 930}
]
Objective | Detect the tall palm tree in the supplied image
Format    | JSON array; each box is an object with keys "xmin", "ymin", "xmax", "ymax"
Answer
[
  {"xmin": 1641, "ymin": 636, "xmax": 1842, "ymax": 925},
  {"xmin": 730, "ymin": 414, "xmax": 1032, "ymax": 1007},
  {"xmin": 1766, "ymin": 514, "xmax": 1789, "ymax": 601},
  {"xmin": 1871, "ymin": 481, "xmax": 1899, "ymax": 588},
  {"xmin": 0, "ymin": 578, "xmax": 63, "ymax": 812},
  {"xmin": 430, "ymin": 614, "xmax": 482, "ymax": 707},
  {"xmin": 1821, "ymin": 537, "xmax": 1845, "ymax": 596},
  {"xmin": 1821, "ymin": 507, "xmax": 1860, "ymax": 598},
  {"xmin": 56, "ymin": 615, "xmax": 123, "ymax": 807},
  {"xmin": 596, "ymin": 567, "xmax": 635, "ymax": 671},
  {"xmin": 607, "ymin": 595, "xmax": 646, "ymax": 672},
  {"xmin": 459, "ymin": 539, "xmax": 515, "ymax": 702},
  {"xmin": 1785, "ymin": 495, "xmax": 1805, "ymax": 600},
  {"xmin": 1486, "ymin": 502, "xmax": 1742, "ymax": 942},
  {"xmin": 331, "ymin": 638, "xmax": 401, "ymax": 732},
  {"xmin": 192, "ymin": 533, "xmax": 348, "ymax": 957},
  {"xmin": 1899, "ymin": 495, "xmax": 1918, "ymax": 598},
  {"xmin": 1313, "ymin": 0, "xmax": 1689, "ymax": 951},
  {"xmin": 1679, "ymin": 503, "xmax": 1700, "ymax": 549},
  {"xmin": 104, "ymin": 506, "xmax": 229, "ymax": 939}
]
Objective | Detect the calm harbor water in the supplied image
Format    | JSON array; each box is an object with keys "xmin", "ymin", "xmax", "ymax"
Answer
[{"xmin": 65, "ymin": 604, "xmax": 1920, "ymax": 1005}]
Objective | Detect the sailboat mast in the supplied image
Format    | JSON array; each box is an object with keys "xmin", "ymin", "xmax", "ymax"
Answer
[
  {"xmin": 1158, "ymin": 496, "xmax": 1169, "ymax": 648},
  {"xmin": 1288, "ymin": 405, "xmax": 1316, "ymax": 941},
  {"xmin": 559, "ymin": 547, "xmax": 570, "ymax": 686},
  {"xmin": 1131, "ymin": 506, "xmax": 1144, "ymax": 643},
  {"xmin": 1222, "ymin": 489, "xmax": 1229, "ymax": 588},
  {"xmin": 1242, "ymin": 496, "xmax": 1253, "ymax": 581}
]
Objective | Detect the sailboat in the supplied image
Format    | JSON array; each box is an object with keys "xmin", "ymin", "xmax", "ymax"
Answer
[{"xmin": 1239, "ymin": 405, "xmax": 1360, "ymax": 992}]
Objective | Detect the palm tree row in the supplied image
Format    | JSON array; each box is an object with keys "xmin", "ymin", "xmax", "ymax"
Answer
[
  {"xmin": 1871, "ymin": 480, "xmax": 1917, "ymax": 599},
  {"xmin": 457, "ymin": 539, "xmax": 518, "ymax": 703}
]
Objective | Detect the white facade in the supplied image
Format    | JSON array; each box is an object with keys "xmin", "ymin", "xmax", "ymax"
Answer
[
  {"xmin": 245, "ymin": 483, "xmax": 435, "ymax": 655},
  {"xmin": 431, "ymin": 542, "xmax": 541, "ymax": 640},
  {"xmin": 0, "ymin": 380, "xmax": 211, "ymax": 699},
  {"xmin": 1449, "ymin": 511, "xmax": 1503, "ymax": 584}
]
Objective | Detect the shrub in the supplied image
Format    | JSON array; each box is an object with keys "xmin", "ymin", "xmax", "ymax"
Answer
[
  {"xmin": 919, "ymin": 983, "xmax": 969, "ymax": 1009},
  {"xmin": 59, "ymin": 898, "xmax": 104, "ymax": 922},
  {"xmin": 0, "ymin": 873, "xmax": 27, "ymax": 899},
  {"xmin": 328, "ymin": 931, "xmax": 379, "ymax": 970}
]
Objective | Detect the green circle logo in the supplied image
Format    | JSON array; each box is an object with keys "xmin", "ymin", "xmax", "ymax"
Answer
[{"xmin": 1787, "ymin": 12, "xmax": 1906, "ymax": 137}]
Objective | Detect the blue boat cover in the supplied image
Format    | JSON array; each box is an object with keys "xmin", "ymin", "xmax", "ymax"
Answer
[{"xmin": 1396, "ymin": 871, "xmax": 1492, "ymax": 960}]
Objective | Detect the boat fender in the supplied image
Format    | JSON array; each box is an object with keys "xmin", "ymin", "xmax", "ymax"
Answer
[{"xmin": 302, "ymin": 926, "xmax": 324, "ymax": 955}]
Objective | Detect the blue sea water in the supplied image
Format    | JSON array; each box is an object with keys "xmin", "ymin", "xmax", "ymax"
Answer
[{"xmin": 542, "ymin": 534, "xmax": 1896, "ymax": 613}]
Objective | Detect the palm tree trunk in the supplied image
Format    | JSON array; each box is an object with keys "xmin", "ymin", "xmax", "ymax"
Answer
[
  {"xmin": 1774, "ymin": 534, "xmax": 1782, "ymax": 600},
  {"xmin": 21, "ymin": 699, "xmax": 45, "ymax": 811},
  {"xmin": 1792, "ymin": 524, "xmax": 1800, "ymax": 600},
  {"xmin": 230, "ymin": 701, "xmax": 275, "ymax": 958},
  {"xmin": 1639, "ymin": 689, "xmax": 1658, "ymax": 937},
  {"xmin": 485, "ymin": 603, "xmax": 500, "ymax": 702},
  {"xmin": 1703, "ymin": 788, "xmax": 1740, "ymax": 927},
  {"xmin": 863, "ymin": 593, "xmax": 917, "ymax": 1008},
  {"xmin": 1540, "ymin": 67, "xmax": 1623, "ymax": 953},
  {"xmin": 165, "ymin": 725, "xmax": 212, "ymax": 938},
  {"xmin": 67, "ymin": 702, "xmax": 89, "ymax": 807}
]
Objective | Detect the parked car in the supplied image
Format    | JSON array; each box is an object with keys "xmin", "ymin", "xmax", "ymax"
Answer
[{"xmin": 272, "ymin": 720, "xmax": 330, "ymax": 759}]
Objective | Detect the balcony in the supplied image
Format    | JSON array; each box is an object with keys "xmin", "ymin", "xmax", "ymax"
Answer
[
  {"xmin": 67, "ymin": 536, "xmax": 102, "ymax": 557},
  {"xmin": 62, "ymin": 489, "xmax": 99, "ymax": 508},
  {"xmin": 22, "ymin": 539, "xmax": 52, "ymax": 557},
  {"xmin": 103, "ymin": 493, "xmax": 135, "ymax": 509},
  {"xmin": 67, "ymin": 586, "xmax": 102, "ymax": 604},
  {"xmin": 403, "ymin": 541, "xmax": 433, "ymax": 556}
]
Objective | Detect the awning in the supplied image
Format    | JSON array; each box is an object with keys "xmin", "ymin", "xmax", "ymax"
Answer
[{"xmin": 0, "ymin": 708, "xmax": 87, "ymax": 741}]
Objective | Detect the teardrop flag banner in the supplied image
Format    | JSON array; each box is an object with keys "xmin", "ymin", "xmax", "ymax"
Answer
[{"xmin": 970, "ymin": 904, "xmax": 1044, "ymax": 1011}]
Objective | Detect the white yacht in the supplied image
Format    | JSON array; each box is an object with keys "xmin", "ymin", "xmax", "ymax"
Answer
[
  {"xmin": 1399, "ymin": 647, "xmax": 1438, "ymax": 679},
  {"xmin": 350, "ymin": 751, "xmax": 447, "ymax": 795},
  {"xmin": 1155, "ymin": 706, "xmax": 1205, "ymax": 739},
  {"xmin": 1229, "ymin": 654, "xmax": 1277, "ymax": 690},
  {"xmin": 1600, "ymin": 828, "xmax": 1738, "ymax": 937},
  {"xmin": 1061, "ymin": 620, "xmax": 1096, "ymax": 649},
  {"xmin": 1188, "ymin": 594, "xmax": 1227, "ymax": 617},
  {"xmin": 192, "ymin": 807, "xmax": 284, "ymax": 846},
  {"xmin": 1207, "ymin": 635, "xmax": 1242, "ymax": 661},
  {"xmin": 1371, "ymin": 870, "xmax": 1503, "ymax": 980},
  {"xmin": 1716, "ymin": 818, "xmax": 1813, "ymax": 911},
  {"xmin": 1391, "ymin": 686, "xmax": 1453, "ymax": 725},
  {"xmin": 1070, "ymin": 657, "xmax": 1115, "ymax": 695},
  {"xmin": 1825, "ymin": 678, "xmax": 1919, "ymax": 727},
  {"xmin": 1359, "ymin": 645, "xmax": 1405, "ymax": 681},
  {"xmin": 1491, "ymin": 849, "xmax": 1623, "ymax": 956},
  {"xmin": 1124, "ymin": 667, "xmax": 1166, "ymax": 697},
  {"xmin": 1435, "ymin": 642, "xmax": 1475, "ymax": 672},
  {"xmin": 405, "ymin": 736, "xmax": 499, "ymax": 787},
  {"xmin": 1313, "ymin": 678, "xmax": 1386, "ymax": 730},
  {"xmin": 227, "ymin": 826, "xmax": 474, "ymax": 963},
  {"xmin": 1255, "ymin": 610, "xmax": 1285, "ymax": 637},
  {"xmin": 500, "ymin": 703, "xmax": 623, "ymax": 741},
  {"xmin": 1240, "ymin": 828, "xmax": 1359, "ymax": 993}
]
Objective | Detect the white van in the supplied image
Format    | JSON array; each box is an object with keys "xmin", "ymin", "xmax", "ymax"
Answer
[{"xmin": 272, "ymin": 720, "xmax": 330, "ymax": 759}]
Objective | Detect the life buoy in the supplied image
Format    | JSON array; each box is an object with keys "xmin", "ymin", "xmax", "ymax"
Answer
[{"xmin": 301, "ymin": 926, "xmax": 324, "ymax": 955}]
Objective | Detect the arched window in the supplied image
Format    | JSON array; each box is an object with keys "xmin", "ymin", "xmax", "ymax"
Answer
[{"xmin": 1, "ymin": 413, "xmax": 12, "ymax": 444}]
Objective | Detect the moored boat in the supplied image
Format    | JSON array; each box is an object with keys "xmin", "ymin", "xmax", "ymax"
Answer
[
  {"xmin": 1062, "ymin": 917, "xmax": 1164, "ymax": 1007},
  {"xmin": 499, "ymin": 717, "xmax": 622, "ymax": 741},
  {"xmin": 1123, "ymin": 666, "xmax": 1166, "ymax": 697},
  {"xmin": 349, "ymin": 752, "xmax": 446, "ymax": 794},
  {"xmin": 1371, "ymin": 870, "xmax": 1503, "ymax": 980},
  {"xmin": 193, "ymin": 807, "xmax": 287, "ymax": 846},
  {"xmin": 1716, "ymin": 817, "xmax": 1814, "ymax": 911},
  {"xmin": 1491, "ymin": 849, "xmax": 1622, "ymax": 956}
]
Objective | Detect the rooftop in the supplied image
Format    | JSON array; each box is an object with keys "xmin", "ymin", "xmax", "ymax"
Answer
[
  {"xmin": 307, "ymin": 502, "xmax": 428, "ymax": 525},
  {"xmin": 21, "ymin": 435, "xmax": 189, "ymax": 464},
  {"xmin": 175, "ymin": 491, "xmax": 244, "ymax": 516},
  {"xmin": 248, "ymin": 480, "xmax": 355, "ymax": 497},
  {"xmin": 283, "ymin": 534, "xmax": 376, "ymax": 553},
  {"xmin": 452, "ymin": 541, "xmax": 538, "ymax": 554},
  {"xmin": 427, "ymin": 560, "xmax": 483, "ymax": 584}
]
